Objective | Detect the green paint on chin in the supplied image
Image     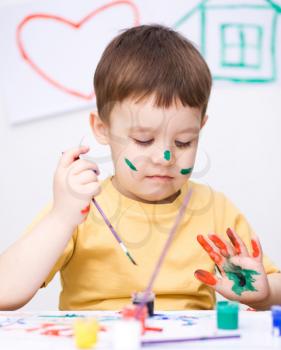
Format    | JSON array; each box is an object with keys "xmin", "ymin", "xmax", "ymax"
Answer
[
  {"xmin": 180, "ymin": 167, "xmax": 193, "ymax": 175},
  {"xmin": 124, "ymin": 158, "xmax": 137, "ymax": 171},
  {"xmin": 164, "ymin": 150, "xmax": 171, "ymax": 161},
  {"xmin": 223, "ymin": 261, "xmax": 260, "ymax": 296}
]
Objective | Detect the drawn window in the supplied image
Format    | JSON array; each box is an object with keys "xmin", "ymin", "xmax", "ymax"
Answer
[{"xmin": 220, "ymin": 24, "xmax": 263, "ymax": 68}]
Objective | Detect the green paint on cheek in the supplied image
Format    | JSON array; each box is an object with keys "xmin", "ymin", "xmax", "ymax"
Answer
[
  {"xmin": 164, "ymin": 150, "xmax": 171, "ymax": 161},
  {"xmin": 124, "ymin": 158, "xmax": 137, "ymax": 171},
  {"xmin": 223, "ymin": 261, "xmax": 260, "ymax": 296},
  {"xmin": 180, "ymin": 167, "xmax": 193, "ymax": 175}
]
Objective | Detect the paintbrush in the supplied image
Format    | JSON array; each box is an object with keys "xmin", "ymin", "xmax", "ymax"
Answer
[
  {"xmin": 141, "ymin": 333, "xmax": 241, "ymax": 346},
  {"xmin": 75, "ymin": 152, "xmax": 137, "ymax": 266},
  {"xmin": 92, "ymin": 198, "xmax": 137, "ymax": 265},
  {"xmin": 136, "ymin": 188, "xmax": 192, "ymax": 316}
]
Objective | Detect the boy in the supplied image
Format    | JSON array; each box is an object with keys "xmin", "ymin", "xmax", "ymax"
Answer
[{"xmin": 0, "ymin": 25, "xmax": 280, "ymax": 311}]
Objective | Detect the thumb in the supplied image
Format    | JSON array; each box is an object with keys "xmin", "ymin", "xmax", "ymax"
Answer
[{"xmin": 59, "ymin": 146, "xmax": 90, "ymax": 168}]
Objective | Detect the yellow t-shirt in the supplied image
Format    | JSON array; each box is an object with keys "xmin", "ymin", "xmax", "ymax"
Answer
[{"xmin": 26, "ymin": 178, "xmax": 279, "ymax": 310}]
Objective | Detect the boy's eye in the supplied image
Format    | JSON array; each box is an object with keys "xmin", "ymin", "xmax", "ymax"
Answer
[
  {"xmin": 132, "ymin": 138, "xmax": 154, "ymax": 146},
  {"xmin": 175, "ymin": 140, "xmax": 192, "ymax": 148}
]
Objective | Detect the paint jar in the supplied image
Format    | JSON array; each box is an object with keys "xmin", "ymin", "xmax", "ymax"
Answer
[
  {"xmin": 132, "ymin": 291, "xmax": 155, "ymax": 317},
  {"xmin": 112, "ymin": 319, "xmax": 141, "ymax": 350},
  {"xmin": 74, "ymin": 318, "xmax": 99, "ymax": 349},
  {"xmin": 271, "ymin": 305, "xmax": 281, "ymax": 336},
  {"xmin": 217, "ymin": 301, "xmax": 239, "ymax": 330}
]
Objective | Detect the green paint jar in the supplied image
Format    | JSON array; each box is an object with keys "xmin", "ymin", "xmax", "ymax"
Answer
[{"xmin": 217, "ymin": 301, "xmax": 239, "ymax": 330}]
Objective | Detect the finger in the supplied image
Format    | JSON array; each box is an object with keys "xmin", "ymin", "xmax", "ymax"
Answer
[
  {"xmin": 226, "ymin": 228, "xmax": 249, "ymax": 256},
  {"xmin": 208, "ymin": 234, "xmax": 233, "ymax": 258},
  {"xmin": 251, "ymin": 234, "xmax": 263, "ymax": 261},
  {"xmin": 194, "ymin": 269, "xmax": 218, "ymax": 286},
  {"xmin": 60, "ymin": 146, "xmax": 90, "ymax": 168},
  {"xmin": 76, "ymin": 170, "xmax": 98, "ymax": 185},
  {"xmin": 194, "ymin": 270, "xmax": 229, "ymax": 298},
  {"xmin": 71, "ymin": 159, "xmax": 100, "ymax": 176},
  {"xmin": 83, "ymin": 182, "xmax": 102, "ymax": 197},
  {"xmin": 197, "ymin": 235, "xmax": 224, "ymax": 266}
]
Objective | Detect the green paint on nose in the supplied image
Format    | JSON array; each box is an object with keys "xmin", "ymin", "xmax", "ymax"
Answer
[
  {"xmin": 180, "ymin": 167, "xmax": 193, "ymax": 175},
  {"xmin": 164, "ymin": 150, "xmax": 171, "ymax": 161},
  {"xmin": 125, "ymin": 158, "xmax": 137, "ymax": 171}
]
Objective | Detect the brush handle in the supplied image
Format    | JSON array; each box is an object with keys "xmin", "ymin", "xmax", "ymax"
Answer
[
  {"xmin": 92, "ymin": 198, "xmax": 122, "ymax": 244},
  {"xmin": 137, "ymin": 188, "xmax": 192, "ymax": 315}
]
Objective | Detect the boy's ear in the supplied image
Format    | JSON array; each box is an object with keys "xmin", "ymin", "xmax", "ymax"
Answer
[
  {"xmin": 89, "ymin": 112, "xmax": 109, "ymax": 145},
  {"xmin": 200, "ymin": 115, "xmax": 208, "ymax": 129}
]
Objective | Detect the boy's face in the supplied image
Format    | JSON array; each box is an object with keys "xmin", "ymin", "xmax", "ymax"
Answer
[{"xmin": 91, "ymin": 95, "xmax": 207, "ymax": 204}]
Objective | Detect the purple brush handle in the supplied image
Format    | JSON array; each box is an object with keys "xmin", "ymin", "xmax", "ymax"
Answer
[
  {"xmin": 92, "ymin": 198, "xmax": 122, "ymax": 244},
  {"xmin": 141, "ymin": 334, "xmax": 241, "ymax": 346},
  {"xmin": 137, "ymin": 188, "xmax": 192, "ymax": 315}
]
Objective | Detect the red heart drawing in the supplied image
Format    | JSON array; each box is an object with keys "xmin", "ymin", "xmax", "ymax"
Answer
[{"xmin": 16, "ymin": 0, "xmax": 140, "ymax": 100}]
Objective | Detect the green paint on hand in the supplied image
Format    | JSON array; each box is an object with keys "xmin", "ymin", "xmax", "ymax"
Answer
[
  {"xmin": 164, "ymin": 150, "xmax": 171, "ymax": 161},
  {"xmin": 180, "ymin": 167, "xmax": 193, "ymax": 175},
  {"xmin": 125, "ymin": 158, "xmax": 137, "ymax": 171},
  {"xmin": 223, "ymin": 261, "xmax": 260, "ymax": 296}
]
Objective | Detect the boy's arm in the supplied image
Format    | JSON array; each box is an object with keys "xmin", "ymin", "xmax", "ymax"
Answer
[
  {"xmin": 0, "ymin": 146, "xmax": 101, "ymax": 310},
  {"xmin": 0, "ymin": 211, "xmax": 76, "ymax": 310}
]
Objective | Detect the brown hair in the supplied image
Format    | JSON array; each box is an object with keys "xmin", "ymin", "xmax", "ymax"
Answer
[{"xmin": 94, "ymin": 24, "xmax": 212, "ymax": 122}]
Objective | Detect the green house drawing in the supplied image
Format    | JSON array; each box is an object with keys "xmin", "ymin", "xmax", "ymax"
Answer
[{"xmin": 174, "ymin": 0, "xmax": 281, "ymax": 83}]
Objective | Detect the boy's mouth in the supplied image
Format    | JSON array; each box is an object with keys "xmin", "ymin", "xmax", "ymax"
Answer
[{"xmin": 146, "ymin": 175, "xmax": 174, "ymax": 182}]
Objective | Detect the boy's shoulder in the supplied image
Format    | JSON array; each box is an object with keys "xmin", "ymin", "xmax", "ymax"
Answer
[{"xmin": 188, "ymin": 179, "xmax": 228, "ymax": 207}]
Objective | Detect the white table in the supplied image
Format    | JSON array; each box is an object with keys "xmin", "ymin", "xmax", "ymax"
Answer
[{"xmin": 0, "ymin": 310, "xmax": 280, "ymax": 349}]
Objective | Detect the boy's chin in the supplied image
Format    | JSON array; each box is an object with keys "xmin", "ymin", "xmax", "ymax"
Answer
[{"xmin": 135, "ymin": 189, "xmax": 181, "ymax": 204}]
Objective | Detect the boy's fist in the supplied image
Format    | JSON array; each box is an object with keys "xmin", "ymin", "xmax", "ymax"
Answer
[{"xmin": 52, "ymin": 146, "xmax": 101, "ymax": 227}]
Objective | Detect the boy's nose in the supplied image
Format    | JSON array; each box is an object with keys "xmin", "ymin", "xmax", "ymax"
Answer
[{"xmin": 151, "ymin": 148, "xmax": 175, "ymax": 166}]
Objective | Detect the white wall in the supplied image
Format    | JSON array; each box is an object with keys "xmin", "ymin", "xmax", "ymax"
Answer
[{"xmin": 0, "ymin": 0, "xmax": 280, "ymax": 310}]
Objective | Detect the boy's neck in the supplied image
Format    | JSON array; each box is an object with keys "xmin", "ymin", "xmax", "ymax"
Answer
[{"xmin": 111, "ymin": 176, "xmax": 181, "ymax": 205}]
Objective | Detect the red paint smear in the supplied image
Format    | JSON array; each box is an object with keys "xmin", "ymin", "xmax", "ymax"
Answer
[
  {"xmin": 194, "ymin": 269, "xmax": 217, "ymax": 286},
  {"xmin": 41, "ymin": 328, "xmax": 72, "ymax": 337},
  {"xmin": 251, "ymin": 239, "xmax": 260, "ymax": 258},
  {"xmin": 209, "ymin": 234, "xmax": 229, "ymax": 256},
  {"xmin": 144, "ymin": 326, "xmax": 163, "ymax": 332},
  {"xmin": 226, "ymin": 228, "xmax": 241, "ymax": 255},
  {"xmin": 122, "ymin": 305, "xmax": 147, "ymax": 334},
  {"xmin": 16, "ymin": 1, "xmax": 140, "ymax": 100},
  {"xmin": 197, "ymin": 235, "xmax": 223, "ymax": 264},
  {"xmin": 197, "ymin": 235, "xmax": 212, "ymax": 252},
  {"xmin": 209, "ymin": 251, "xmax": 222, "ymax": 264},
  {"xmin": 41, "ymin": 329, "xmax": 61, "ymax": 336},
  {"xmin": 81, "ymin": 204, "xmax": 90, "ymax": 215},
  {"xmin": 26, "ymin": 323, "xmax": 54, "ymax": 332}
]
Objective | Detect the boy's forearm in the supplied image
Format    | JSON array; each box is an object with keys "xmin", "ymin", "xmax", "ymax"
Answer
[
  {"xmin": 247, "ymin": 273, "xmax": 281, "ymax": 311},
  {"xmin": 0, "ymin": 210, "xmax": 76, "ymax": 310}
]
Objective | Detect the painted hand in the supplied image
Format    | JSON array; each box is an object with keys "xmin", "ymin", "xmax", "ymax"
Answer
[
  {"xmin": 52, "ymin": 146, "xmax": 101, "ymax": 227},
  {"xmin": 194, "ymin": 228, "xmax": 270, "ymax": 304}
]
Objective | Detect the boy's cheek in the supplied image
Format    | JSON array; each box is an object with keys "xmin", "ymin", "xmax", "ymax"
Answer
[{"xmin": 175, "ymin": 152, "xmax": 197, "ymax": 171}]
